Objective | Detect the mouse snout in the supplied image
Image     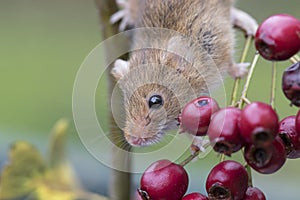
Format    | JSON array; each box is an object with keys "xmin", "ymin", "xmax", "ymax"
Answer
[{"xmin": 124, "ymin": 112, "xmax": 167, "ymax": 146}]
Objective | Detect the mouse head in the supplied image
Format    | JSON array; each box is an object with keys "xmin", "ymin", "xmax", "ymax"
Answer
[
  {"xmin": 124, "ymin": 83, "xmax": 180, "ymax": 146},
  {"xmin": 111, "ymin": 59, "xmax": 196, "ymax": 147}
]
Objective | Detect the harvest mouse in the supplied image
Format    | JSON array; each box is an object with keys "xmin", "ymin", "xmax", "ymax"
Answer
[{"xmin": 110, "ymin": 0, "xmax": 258, "ymax": 147}]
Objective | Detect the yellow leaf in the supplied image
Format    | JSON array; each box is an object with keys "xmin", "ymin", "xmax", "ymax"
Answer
[
  {"xmin": 0, "ymin": 141, "xmax": 47, "ymax": 199},
  {"xmin": 0, "ymin": 119, "xmax": 110, "ymax": 200}
]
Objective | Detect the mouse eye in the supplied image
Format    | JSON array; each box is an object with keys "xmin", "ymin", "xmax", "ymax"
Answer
[{"xmin": 148, "ymin": 95, "xmax": 164, "ymax": 109}]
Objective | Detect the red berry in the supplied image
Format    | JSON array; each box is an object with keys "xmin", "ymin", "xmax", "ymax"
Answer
[
  {"xmin": 182, "ymin": 192, "xmax": 208, "ymax": 200},
  {"xmin": 282, "ymin": 62, "xmax": 300, "ymax": 106},
  {"xmin": 244, "ymin": 137, "xmax": 286, "ymax": 174},
  {"xmin": 179, "ymin": 96, "xmax": 220, "ymax": 136},
  {"xmin": 239, "ymin": 102, "xmax": 279, "ymax": 145},
  {"xmin": 296, "ymin": 110, "xmax": 300, "ymax": 134},
  {"xmin": 243, "ymin": 187, "xmax": 266, "ymax": 200},
  {"xmin": 206, "ymin": 160, "xmax": 248, "ymax": 200},
  {"xmin": 255, "ymin": 14, "xmax": 300, "ymax": 61},
  {"xmin": 278, "ymin": 115, "xmax": 300, "ymax": 158},
  {"xmin": 140, "ymin": 159, "xmax": 188, "ymax": 200},
  {"xmin": 208, "ymin": 107, "xmax": 245, "ymax": 156}
]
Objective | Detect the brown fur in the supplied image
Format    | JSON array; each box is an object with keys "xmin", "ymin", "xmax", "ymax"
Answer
[{"xmin": 116, "ymin": 0, "xmax": 235, "ymax": 146}]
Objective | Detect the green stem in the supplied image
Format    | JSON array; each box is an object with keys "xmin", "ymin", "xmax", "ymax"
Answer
[
  {"xmin": 180, "ymin": 142, "xmax": 210, "ymax": 167},
  {"xmin": 293, "ymin": 54, "xmax": 300, "ymax": 61},
  {"xmin": 219, "ymin": 153, "xmax": 226, "ymax": 162},
  {"xmin": 238, "ymin": 53, "xmax": 260, "ymax": 109},
  {"xmin": 245, "ymin": 164, "xmax": 253, "ymax": 187},
  {"xmin": 270, "ymin": 62, "xmax": 276, "ymax": 108},
  {"xmin": 240, "ymin": 36, "xmax": 253, "ymax": 63},
  {"xmin": 231, "ymin": 36, "xmax": 253, "ymax": 106},
  {"xmin": 231, "ymin": 79, "xmax": 241, "ymax": 106},
  {"xmin": 290, "ymin": 57, "xmax": 298, "ymax": 64},
  {"xmin": 179, "ymin": 150, "xmax": 200, "ymax": 167},
  {"xmin": 237, "ymin": 53, "xmax": 261, "ymax": 188}
]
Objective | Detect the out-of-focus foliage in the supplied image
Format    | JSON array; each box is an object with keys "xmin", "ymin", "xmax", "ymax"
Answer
[{"xmin": 0, "ymin": 119, "xmax": 108, "ymax": 200}]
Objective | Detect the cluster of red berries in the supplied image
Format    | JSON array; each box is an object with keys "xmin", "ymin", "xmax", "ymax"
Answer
[
  {"xmin": 180, "ymin": 98, "xmax": 300, "ymax": 172},
  {"xmin": 137, "ymin": 100, "xmax": 300, "ymax": 200},
  {"xmin": 136, "ymin": 13, "xmax": 300, "ymax": 200},
  {"xmin": 137, "ymin": 158, "xmax": 266, "ymax": 200}
]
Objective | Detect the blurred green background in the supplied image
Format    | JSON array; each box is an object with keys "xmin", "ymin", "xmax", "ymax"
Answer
[{"xmin": 0, "ymin": 0, "xmax": 300, "ymax": 199}]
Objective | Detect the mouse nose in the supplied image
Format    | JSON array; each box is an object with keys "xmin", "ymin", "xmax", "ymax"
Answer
[{"xmin": 125, "ymin": 133, "xmax": 145, "ymax": 147}]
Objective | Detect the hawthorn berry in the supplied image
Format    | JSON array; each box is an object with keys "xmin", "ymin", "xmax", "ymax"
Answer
[
  {"xmin": 243, "ymin": 187, "xmax": 266, "ymax": 200},
  {"xmin": 179, "ymin": 96, "xmax": 220, "ymax": 136},
  {"xmin": 278, "ymin": 115, "xmax": 300, "ymax": 159},
  {"xmin": 207, "ymin": 107, "xmax": 245, "ymax": 156},
  {"xmin": 206, "ymin": 160, "xmax": 248, "ymax": 200},
  {"xmin": 239, "ymin": 102, "xmax": 279, "ymax": 145},
  {"xmin": 296, "ymin": 110, "xmax": 300, "ymax": 134},
  {"xmin": 255, "ymin": 14, "xmax": 300, "ymax": 61},
  {"xmin": 244, "ymin": 137, "xmax": 286, "ymax": 174},
  {"xmin": 139, "ymin": 159, "xmax": 188, "ymax": 200},
  {"xmin": 282, "ymin": 62, "xmax": 300, "ymax": 106},
  {"xmin": 182, "ymin": 192, "xmax": 208, "ymax": 200}
]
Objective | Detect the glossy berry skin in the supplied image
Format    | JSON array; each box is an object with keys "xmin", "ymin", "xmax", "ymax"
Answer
[
  {"xmin": 182, "ymin": 192, "xmax": 208, "ymax": 200},
  {"xmin": 140, "ymin": 159, "xmax": 188, "ymax": 200},
  {"xmin": 208, "ymin": 107, "xmax": 245, "ymax": 156},
  {"xmin": 296, "ymin": 110, "xmax": 300, "ymax": 134},
  {"xmin": 243, "ymin": 187, "xmax": 266, "ymax": 200},
  {"xmin": 244, "ymin": 137, "xmax": 286, "ymax": 174},
  {"xmin": 278, "ymin": 115, "xmax": 300, "ymax": 158},
  {"xmin": 282, "ymin": 62, "xmax": 300, "ymax": 106},
  {"xmin": 206, "ymin": 160, "xmax": 248, "ymax": 200},
  {"xmin": 239, "ymin": 102, "xmax": 279, "ymax": 145},
  {"xmin": 255, "ymin": 14, "xmax": 300, "ymax": 61},
  {"xmin": 179, "ymin": 96, "xmax": 220, "ymax": 136}
]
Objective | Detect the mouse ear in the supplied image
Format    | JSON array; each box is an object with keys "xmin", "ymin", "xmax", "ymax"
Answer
[{"xmin": 111, "ymin": 59, "xmax": 130, "ymax": 80}]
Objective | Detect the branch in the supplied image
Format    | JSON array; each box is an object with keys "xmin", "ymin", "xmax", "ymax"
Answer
[{"xmin": 94, "ymin": 1, "xmax": 131, "ymax": 200}]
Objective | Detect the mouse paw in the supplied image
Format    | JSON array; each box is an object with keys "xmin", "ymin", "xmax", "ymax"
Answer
[
  {"xmin": 110, "ymin": 0, "xmax": 138, "ymax": 31},
  {"xmin": 231, "ymin": 7, "xmax": 258, "ymax": 37},
  {"xmin": 228, "ymin": 62, "xmax": 250, "ymax": 78},
  {"xmin": 111, "ymin": 59, "xmax": 130, "ymax": 80}
]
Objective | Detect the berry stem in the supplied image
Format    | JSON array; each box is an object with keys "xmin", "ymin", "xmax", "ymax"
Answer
[
  {"xmin": 290, "ymin": 57, "xmax": 298, "ymax": 64},
  {"xmin": 241, "ymin": 97, "xmax": 251, "ymax": 105},
  {"xmin": 270, "ymin": 62, "xmax": 277, "ymax": 108},
  {"xmin": 245, "ymin": 164, "xmax": 253, "ymax": 187},
  {"xmin": 219, "ymin": 153, "xmax": 226, "ymax": 162},
  {"xmin": 179, "ymin": 142, "xmax": 210, "ymax": 167},
  {"xmin": 294, "ymin": 54, "xmax": 300, "ymax": 61},
  {"xmin": 231, "ymin": 78, "xmax": 241, "ymax": 106},
  {"xmin": 231, "ymin": 36, "xmax": 253, "ymax": 106},
  {"xmin": 179, "ymin": 150, "xmax": 200, "ymax": 167},
  {"xmin": 238, "ymin": 53, "xmax": 260, "ymax": 109}
]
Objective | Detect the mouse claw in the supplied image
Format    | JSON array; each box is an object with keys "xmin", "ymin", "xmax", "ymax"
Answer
[
  {"xmin": 110, "ymin": 0, "xmax": 127, "ymax": 24},
  {"xmin": 231, "ymin": 7, "xmax": 258, "ymax": 37},
  {"xmin": 110, "ymin": 0, "xmax": 139, "ymax": 31},
  {"xmin": 110, "ymin": 9, "xmax": 126, "ymax": 25},
  {"xmin": 228, "ymin": 62, "xmax": 250, "ymax": 78},
  {"xmin": 116, "ymin": 0, "xmax": 127, "ymax": 7}
]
